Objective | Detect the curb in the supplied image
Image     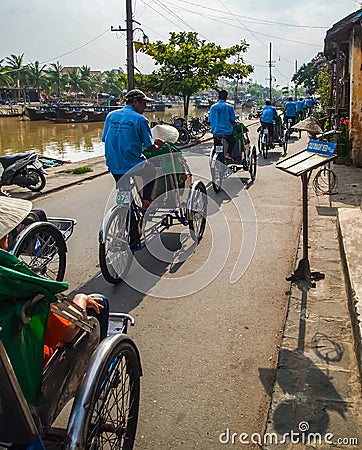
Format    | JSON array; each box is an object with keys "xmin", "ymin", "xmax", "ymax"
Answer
[{"xmin": 337, "ymin": 207, "xmax": 362, "ymax": 383}]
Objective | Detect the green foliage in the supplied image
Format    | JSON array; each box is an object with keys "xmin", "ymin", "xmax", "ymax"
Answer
[
  {"xmin": 64, "ymin": 166, "xmax": 93, "ymax": 174},
  {"xmin": 316, "ymin": 66, "xmax": 331, "ymax": 115},
  {"xmin": 143, "ymin": 32, "xmax": 253, "ymax": 116},
  {"xmin": 292, "ymin": 52, "xmax": 329, "ymax": 95}
]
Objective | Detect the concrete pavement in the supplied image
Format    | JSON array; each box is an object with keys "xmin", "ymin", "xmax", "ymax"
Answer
[{"xmin": 7, "ymin": 133, "xmax": 362, "ymax": 448}]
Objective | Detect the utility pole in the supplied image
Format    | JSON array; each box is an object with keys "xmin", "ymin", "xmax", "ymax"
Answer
[
  {"xmin": 111, "ymin": 0, "xmax": 135, "ymax": 90},
  {"xmin": 294, "ymin": 60, "xmax": 298, "ymax": 101},
  {"xmin": 266, "ymin": 42, "xmax": 275, "ymax": 102}
]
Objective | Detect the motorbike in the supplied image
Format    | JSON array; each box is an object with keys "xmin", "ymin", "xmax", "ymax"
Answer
[{"xmin": 0, "ymin": 152, "xmax": 47, "ymax": 192}]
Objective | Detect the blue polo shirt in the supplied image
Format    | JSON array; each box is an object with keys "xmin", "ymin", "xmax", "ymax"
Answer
[
  {"xmin": 296, "ymin": 100, "xmax": 304, "ymax": 112},
  {"xmin": 102, "ymin": 105, "xmax": 153, "ymax": 174},
  {"xmin": 208, "ymin": 100, "xmax": 237, "ymax": 135},
  {"xmin": 260, "ymin": 105, "xmax": 277, "ymax": 124},
  {"xmin": 284, "ymin": 101, "xmax": 296, "ymax": 117}
]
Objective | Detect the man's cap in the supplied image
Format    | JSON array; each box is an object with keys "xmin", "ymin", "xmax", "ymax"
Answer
[
  {"xmin": 125, "ymin": 89, "xmax": 153, "ymax": 102},
  {"xmin": 0, "ymin": 196, "xmax": 32, "ymax": 240}
]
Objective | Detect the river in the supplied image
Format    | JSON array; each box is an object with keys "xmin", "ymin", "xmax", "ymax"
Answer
[{"xmin": 0, "ymin": 106, "xmax": 210, "ymax": 163}]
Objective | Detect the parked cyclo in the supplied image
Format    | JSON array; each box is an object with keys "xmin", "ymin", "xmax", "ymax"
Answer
[{"xmin": 99, "ymin": 125, "xmax": 208, "ymax": 284}]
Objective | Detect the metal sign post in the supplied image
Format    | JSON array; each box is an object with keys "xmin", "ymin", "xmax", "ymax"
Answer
[{"xmin": 276, "ymin": 140, "xmax": 337, "ymax": 287}]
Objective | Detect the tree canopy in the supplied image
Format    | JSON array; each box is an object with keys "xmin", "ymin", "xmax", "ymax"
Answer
[
  {"xmin": 292, "ymin": 52, "xmax": 329, "ymax": 95},
  {"xmin": 143, "ymin": 31, "xmax": 253, "ymax": 117}
]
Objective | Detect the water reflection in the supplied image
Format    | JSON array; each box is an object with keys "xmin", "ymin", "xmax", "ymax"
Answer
[{"xmin": 0, "ymin": 107, "xmax": 207, "ymax": 162}]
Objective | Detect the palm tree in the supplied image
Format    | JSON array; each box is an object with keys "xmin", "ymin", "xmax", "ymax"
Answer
[
  {"xmin": 66, "ymin": 68, "xmax": 81, "ymax": 96},
  {"xmin": 47, "ymin": 61, "xmax": 64, "ymax": 97},
  {"xmin": 79, "ymin": 65, "xmax": 92, "ymax": 97},
  {"xmin": 0, "ymin": 59, "xmax": 12, "ymax": 88},
  {"xmin": 27, "ymin": 60, "xmax": 47, "ymax": 96},
  {"xmin": 4, "ymin": 54, "xmax": 26, "ymax": 97}
]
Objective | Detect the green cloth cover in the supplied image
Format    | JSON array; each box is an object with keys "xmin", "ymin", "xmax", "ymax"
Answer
[
  {"xmin": 0, "ymin": 249, "xmax": 68, "ymax": 405},
  {"xmin": 143, "ymin": 142, "xmax": 185, "ymax": 184}
]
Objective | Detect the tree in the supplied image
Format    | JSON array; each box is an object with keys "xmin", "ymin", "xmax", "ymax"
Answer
[
  {"xmin": 0, "ymin": 59, "xmax": 12, "ymax": 88},
  {"xmin": 27, "ymin": 60, "xmax": 47, "ymax": 94},
  {"xmin": 292, "ymin": 52, "xmax": 327, "ymax": 95},
  {"xmin": 4, "ymin": 54, "xmax": 26, "ymax": 99},
  {"xmin": 47, "ymin": 61, "xmax": 64, "ymax": 97},
  {"xmin": 79, "ymin": 65, "xmax": 92, "ymax": 97},
  {"xmin": 143, "ymin": 32, "xmax": 253, "ymax": 118},
  {"xmin": 66, "ymin": 68, "xmax": 82, "ymax": 95}
]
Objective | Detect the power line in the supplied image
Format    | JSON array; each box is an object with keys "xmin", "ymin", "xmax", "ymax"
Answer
[
  {"xmin": 165, "ymin": 0, "xmax": 329, "ymax": 29},
  {"xmin": 38, "ymin": 29, "xmax": 110, "ymax": 65}
]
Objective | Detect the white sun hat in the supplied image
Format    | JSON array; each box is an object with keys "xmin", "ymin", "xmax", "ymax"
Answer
[
  {"xmin": 0, "ymin": 196, "xmax": 32, "ymax": 240},
  {"xmin": 151, "ymin": 124, "xmax": 179, "ymax": 144}
]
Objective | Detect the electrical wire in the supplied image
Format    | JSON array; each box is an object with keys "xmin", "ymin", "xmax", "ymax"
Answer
[{"xmin": 312, "ymin": 167, "xmax": 338, "ymax": 195}]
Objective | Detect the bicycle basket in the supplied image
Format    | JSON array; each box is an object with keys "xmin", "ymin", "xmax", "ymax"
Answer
[{"xmin": 0, "ymin": 249, "xmax": 68, "ymax": 405}]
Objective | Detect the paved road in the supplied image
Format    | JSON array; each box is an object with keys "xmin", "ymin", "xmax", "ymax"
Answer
[{"xmin": 33, "ymin": 127, "xmax": 306, "ymax": 449}]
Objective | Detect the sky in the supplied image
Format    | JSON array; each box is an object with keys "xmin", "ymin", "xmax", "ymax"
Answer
[{"xmin": 0, "ymin": 0, "xmax": 360, "ymax": 88}]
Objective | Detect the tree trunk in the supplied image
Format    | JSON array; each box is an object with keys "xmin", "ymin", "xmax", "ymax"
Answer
[{"xmin": 183, "ymin": 95, "xmax": 190, "ymax": 123}]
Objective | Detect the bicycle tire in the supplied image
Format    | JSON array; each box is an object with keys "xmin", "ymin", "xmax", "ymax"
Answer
[
  {"xmin": 257, "ymin": 132, "xmax": 262, "ymax": 153},
  {"xmin": 249, "ymin": 145, "xmax": 257, "ymax": 181},
  {"xmin": 12, "ymin": 223, "xmax": 66, "ymax": 281},
  {"xmin": 175, "ymin": 127, "xmax": 190, "ymax": 146},
  {"xmin": 67, "ymin": 336, "xmax": 141, "ymax": 450},
  {"xmin": 262, "ymin": 142, "xmax": 268, "ymax": 159},
  {"xmin": 187, "ymin": 181, "xmax": 207, "ymax": 242},
  {"xmin": 211, "ymin": 153, "xmax": 223, "ymax": 193},
  {"xmin": 283, "ymin": 131, "xmax": 288, "ymax": 156},
  {"xmin": 99, "ymin": 206, "xmax": 133, "ymax": 284},
  {"xmin": 26, "ymin": 168, "xmax": 46, "ymax": 192},
  {"xmin": 189, "ymin": 123, "xmax": 206, "ymax": 140}
]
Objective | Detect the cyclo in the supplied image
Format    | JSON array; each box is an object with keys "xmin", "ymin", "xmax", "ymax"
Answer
[
  {"xmin": 99, "ymin": 125, "xmax": 208, "ymax": 285},
  {"xmin": 257, "ymin": 114, "xmax": 286, "ymax": 158},
  {"xmin": 209, "ymin": 120, "xmax": 257, "ymax": 193},
  {"xmin": 0, "ymin": 249, "xmax": 142, "ymax": 449}
]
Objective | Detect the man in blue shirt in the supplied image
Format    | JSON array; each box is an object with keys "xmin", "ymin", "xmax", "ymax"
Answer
[
  {"xmin": 284, "ymin": 97, "xmax": 297, "ymax": 127},
  {"xmin": 260, "ymin": 99, "xmax": 277, "ymax": 148},
  {"xmin": 304, "ymin": 96, "xmax": 313, "ymax": 116},
  {"xmin": 295, "ymin": 97, "xmax": 304, "ymax": 121},
  {"xmin": 102, "ymin": 89, "xmax": 164, "ymax": 211},
  {"xmin": 208, "ymin": 90, "xmax": 237, "ymax": 162}
]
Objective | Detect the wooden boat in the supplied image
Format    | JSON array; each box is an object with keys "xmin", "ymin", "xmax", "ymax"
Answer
[
  {"xmin": 48, "ymin": 116, "xmax": 94, "ymax": 124},
  {"xmin": 24, "ymin": 106, "xmax": 57, "ymax": 121},
  {"xmin": 81, "ymin": 109, "xmax": 109, "ymax": 122}
]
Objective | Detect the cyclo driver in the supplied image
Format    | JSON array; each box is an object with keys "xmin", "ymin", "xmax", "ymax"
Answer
[
  {"xmin": 260, "ymin": 99, "xmax": 277, "ymax": 148},
  {"xmin": 102, "ymin": 89, "xmax": 165, "ymax": 212}
]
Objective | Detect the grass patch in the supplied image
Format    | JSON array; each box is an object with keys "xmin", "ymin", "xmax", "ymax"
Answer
[{"xmin": 64, "ymin": 166, "xmax": 93, "ymax": 174}]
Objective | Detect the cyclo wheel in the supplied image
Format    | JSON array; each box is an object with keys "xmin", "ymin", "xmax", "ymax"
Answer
[
  {"xmin": 187, "ymin": 181, "xmax": 207, "ymax": 242},
  {"xmin": 249, "ymin": 145, "xmax": 257, "ymax": 181},
  {"xmin": 12, "ymin": 223, "xmax": 66, "ymax": 281},
  {"xmin": 211, "ymin": 153, "xmax": 224, "ymax": 193},
  {"xmin": 99, "ymin": 205, "xmax": 133, "ymax": 284},
  {"xmin": 283, "ymin": 131, "xmax": 288, "ymax": 156},
  {"xmin": 66, "ymin": 335, "xmax": 141, "ymax": 450},
  {"xmin": 262, "ymin": 139, "xmax": 268, "ymax": 159},
  {"xmin": 257, "ymin": 132, "xmax": 262, "ymax": 153}
]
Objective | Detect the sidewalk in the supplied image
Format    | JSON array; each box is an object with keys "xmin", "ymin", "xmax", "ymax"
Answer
[{"xmin": 264, "ymin": 162, "xmax": 362, "ymax": 449}]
